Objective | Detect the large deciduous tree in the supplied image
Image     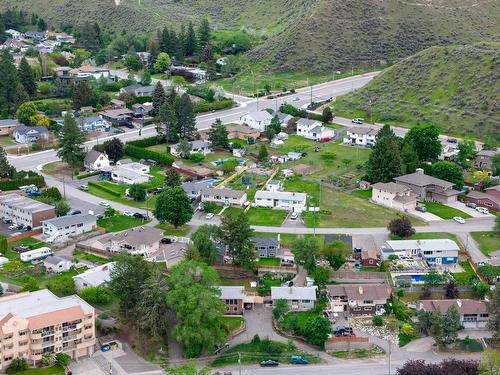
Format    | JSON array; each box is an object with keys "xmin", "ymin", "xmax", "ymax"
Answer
[
  {"xmin": 167, "ymin": 260, "xmax": 226, "ymax": 357},
  {"xmin": 387, "ymin": 216, "xmax": 415, "ymax": 238},
  {"xmin": 430, "ymin": 161, "xmax": 464, "ymax": 189},
  {"xmin": 191, "ymin": 225, "xmax": 221, "ymax": 265},
  {"xmin": 57, "ymin": 113, "xmax": 86, "ymax": 167},
  {"xmin": 304, "ymin": 316, "xmax": 332, "ymax": 346},
  {"xmin": 154, "ymin": 186, "xmax": 193, "ymax": 228},
  {"xmin": 104, "ymin": 138, "xmax": 124, "ymax": 163},
  {"xmin": 16, "ymin": 101, "xmax": 38, "ymax": 125},
  {"xmin": 366, "ymin": 125, "xmax": 402, "ymax": 183},
  {"xmin": 404, "ymin": 124, "xmax": 441, "ymax": 162},
  {"xmin": 291, "ymin": 237, "xmax": 320, "ymax": 273}
]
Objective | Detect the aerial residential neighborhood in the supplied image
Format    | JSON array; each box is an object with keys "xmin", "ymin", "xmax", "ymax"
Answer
[{"xmin": 0, "ymin": 4, "xmax": 497, "ymax": 375}]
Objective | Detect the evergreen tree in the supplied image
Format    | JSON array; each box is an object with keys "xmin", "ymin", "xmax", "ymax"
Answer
[
  {"xmin": 93, "ymin": 22, "xmax": 104, "ymax": 50},
  {"xmin": 165, "ymin": 169, "xmax": 181, "ymax": 187},
  {"xmin": 198, "ymin": 18, "xmax": 210, "ymax": 51},
  {"xmin": 137, "ymin": 266, "xmax": 168, "ymax": 338},
  {"xmin": 400, "ymin": 140, "xmax": 419, "ymax": 174},
  {"xmin": 14, "ymin": 84, "xmax": 29, "ymax": 110},
  {"xmin": 175, "ymin": 93, "xmax": 196, "ymax": 139},
  {"xmin": 178, "ymin": 24, "xmax": 186, "ymax": 58},
  {"xmin": 269, "ymin": 115, "xmax": 282, "ymax": 134},
  {"xmin": 184, "ymin": 22, "xmax": 197, "ymax": 56},
  {"xmin": 441, "ymin": 305, "xmax": 462, "ymax": 344},
  {"xmin": 57, "ymin": 113, "xmax": 86, "ymax": 167},
  {"xmin": 220, "ymin": 213, "xmax": 255, "ymax": 269},
  {"xmin": 18, "ymin": 57, "xmax": 36, "ymax": 97},
  {"xmin": 191, "ymin": 225, "xmax": 221, "ymax": 265},
  {"xmin": 72, "ymin": 81, "xmax": 92, "ymax": 110},
  {"xmin": 366, "ymin": 125, "xmax": 402, "ymax": 183},
  {"xmin": 487, "ymin": 284, "xmax": 500, "ymax": 339},
  {"xmin": 37, "ymin": 18, "xmax": 47, "ymax": 31},
  {"xmin": 0, "ymin": 146, "xmax": 14, "ymax": 178},
  {"xmin": 208, "ymin": 119, "xmax": 229, "ymax": 149},
  {"xmin": 152, "ymin": 82, "xmax": 166, "ymax": 115},
  {"xmin": 157, "ymin": 101, "xmax": 178, "ymax": 142},
  {"xmin": 0, "ymin": 49, "xmax": 19, "ymax": 113},
  {"xmin": 160, "ymin": 27, "xmax": 170, "ymax": 53},
  {"xmin": 258, "ymin": 144, "xmax": 268, "ymax": 161}
]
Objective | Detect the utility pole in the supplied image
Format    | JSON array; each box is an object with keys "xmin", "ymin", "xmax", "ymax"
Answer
[
  {"xmin": 62, "ymin": 175, "xmax": 66, "ymax": 199},
  {"xmin": 388, "ymin": 339, "xmax": 391, "ymax": 375},
  {"xmin": 238, "ymin": 352, "xmax": 242, "ymax": 375},
  {"xmin": 351, "ymin": 66, "xmax": 354, "ymax": 91}
]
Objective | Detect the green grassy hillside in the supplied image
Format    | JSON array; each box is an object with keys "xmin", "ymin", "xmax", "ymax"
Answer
[{"xmin": 333, "ymin": 42, "xmax": 500, "ymax": 142}]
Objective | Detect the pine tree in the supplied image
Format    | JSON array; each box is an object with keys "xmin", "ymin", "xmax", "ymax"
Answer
[
  {"xmin": 79, "ymin": 21, "xmax": 97, "ymax": 52},
  {"xmin": 18, "ymin": 57, "xmax": 37, "ymax": 97},
  {"xmin": 208, "ymin": 119, "xmax": 229, "ymax": 149},
  {"xmin": 160, "ymin": 27, "xmax": 170, "ymax": 53},
  {"xmin": 366, "ymin": 125, "xmax": 402, "ymax": 183},
  {"xmin": 14, "ymin": 84, "xmax": 29, "ymax": 110},
  {"xmin": 93, "ymin": 22, "xmax": 104, "ymax": 50},
  {"xmin": 198, "ymin": 18, "xmax": 210, "ymax": 51},
  {"xmin": 72, "ymin": 81, "xmax": 92, "ymax": 110},
  {"xmin": 175, "ymin": 93, "xmax": 196, "ymax": 139},
  {"xmin": 184, "ymin": 22, "xmax": 197, "ymax": 56},
  {"xmin": 57, "ymin": 113, "xmax": 86, "ymax": 167},
  {"xmin": 157, "ymin": 101, "xmax": 178, "ymax": 142},
  {"xmin": 152, "ymin": 82, "xmax": 166, "ymax": 115},
  {"xmin": 0, "ymin": 49, "xmax": 19, "ymax": 113}
]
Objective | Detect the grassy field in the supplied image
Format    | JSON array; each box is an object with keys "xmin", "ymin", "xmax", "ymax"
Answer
[
  {"xmin": 256, "ymin": 258, "xmax": 281, "ymax": 266},
  {"xmin": 224, "ymin": 207, "xmax": 288, "ymax": 226},
  {"xmin": 470, "ymin": 232, "xmax": 499, "ymax": 256},
  {"xmin": 351, "ymin": 189, "xmax": 372, "ymax": 200},
  {"xmin": 281, "ymin": 311, "xmax": 319, "ymax": 334},
  {"xmin": 452, "ymin": 261, "xmax": 478, "ymax": 286},
  {"xmin": 13, "ymin": 365, "xmax": 65, "ymax": 375},
  {"xmin": 252, "ymin": 232, "xmax": 326, "ymax": 249},
  {"xmin": 97, "ymin": 215, "xmax": 150, "ymax": 232},
  {"xmin": 220, "ymin": 316, "xmax": 244, "ymax": 334},
  {"xmin": 423, "ymin": 202, "xmax": 471, "ymax": 220},
  {"xmin": 88, "ymin": 181, "xmax": 158, "ymax": 210},
  {"xmin": 330, "ymin": 346, "xmax": 384, "ymax": 359},
  {"xmin": 73, "ymin": 250, "xmax": 110, "ymax": 264},
  {"xmin": 155, "ymin": 223, "xmax": 190, "ymax": 237}
]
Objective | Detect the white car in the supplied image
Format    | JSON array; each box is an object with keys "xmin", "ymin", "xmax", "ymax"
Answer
[
  {"xmin": 293, "ymin": 96, "xmax": 300, "ymax": 101},
  {"xmin": 476, "ymin": 207, "xmax": 489, "ymax": 214},
  {"xmin": 453, "ymin": 216, "xmax": 466, "ymax": 224},
  {"xmin": 205, "ymin": 213, "xmax": 214, "ymax": 220},
  {"xmin": 99, "ymin": 201, "xmax": 110, "ymax": 207},
  {"xmin": 351, "ymin": 118, "xmax": 364, "ymax": 124},
  {"xmin": 290, "ymin": 212, "xmax": 299, "ymax": 220},
  {"xmin": 79, "ymin": 184, "xmax": 89, "ymax": 191},
  {"xmin": 123, "ymin": 211, "xmax": 134, "ymax": 217},
  {"xmin": 8, "ymin": 225, "xmax": 18, "ymax": 230}
]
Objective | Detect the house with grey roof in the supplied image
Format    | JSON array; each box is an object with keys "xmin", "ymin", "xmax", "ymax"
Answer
[
  {"xmin": 119, "ymin": 84, "xmax": 155, "ymax": 97},
  {"xmin": 250, "ymin": 236, "xmax": 280, "ymax": 258},
  {"xmin": 371, "ymin": 182, "xmax": 417, "ymax": 211},
  {"xmin": 271, "ymin": 286, "xmax": 317, "ymax": 311},
  {"xmin": 99, "ymin": 108, "xmax": 134, "ymax": 126},
  {"xmin": 217, "ymin": 286, "xmax": 246, "ymax": 315},
  {"xmin": 170, "ymin": 140, "xmax": 212, "ymax": 157},
  {"xmin": 12, "ymin": 125, "xmax": 49, "ymax": 144},
  {"xmin": 240, "ymin": 111, "xmax": 273, "ymax": 132},
  {"xmin": 475, "ymin": 149, "xmax": 499, "ymax": 171},
  {"xmin": 0, "ymin": 119, "xmax": 20, "ymax": 136},
  {"xmin": 393, "ymin": 168, "xmax": 460, "ymax": 203},
  {"xmin": 43, "ymin": 255, "xmax": 73, "ymax": 273},
  {"xmin": 254, "ymin": 190, "xmax": 307, "ymax": 212},
  {"xmin": 271, "ymin": 111, "xmax": 293, "ymax": 126},
  {"xmin": 42, "ymin": 213, "xmax": 97, "ymax": 243},
  {"xmin": 181, "ymin": 180, "xmax": 213, "ymax": 200},
  {"xmin": 201, "ymin": 188, "xmax": 247, "ymax": 207},
  {"xmin": 84, "ymin": 150, "xmax": 110, "ymax": 171},
  {"xmin": 73, "ymin": 262, "xmax": 115, "ymax": 291},
  {"xmin": 296, "ymin": 118, "xmax": 334, "ymax": 141},
  {"xmin": 381, "ymin": 239, "xmax": 459, "ymax": 265},
  {"xmin": 343, "ymin": 126, "xmax": 378, "ymax": 147},
  {"xmin": 76, "ymin": 116, "xmax": 110, "ymax": 133}
]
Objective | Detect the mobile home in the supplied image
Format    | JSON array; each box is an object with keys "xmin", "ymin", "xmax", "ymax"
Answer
[{"xmin": 20, "ymin": 247, "xmax": 53, "ymax": 262}]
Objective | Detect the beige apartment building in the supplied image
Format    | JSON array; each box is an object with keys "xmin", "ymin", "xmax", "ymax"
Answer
[
  {"xmin": 0, "ymin": 289, "xmax": 96, "ymax": 369},
  {"xmin": 0, "ymin": 193, "xmax": 55, "ymax": 228}
]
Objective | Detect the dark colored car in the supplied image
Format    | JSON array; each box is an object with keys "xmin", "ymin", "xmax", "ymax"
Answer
[
  {"xmin": 95, "ymin": 214, "xmax": 104, "ymax": 220},
  {"xmin": 161, "ymin": 237, "xmax": 172, "ymax": 244},
  {"xmin": 260, "ymin": 360, "xmax": 279, "ymax": 367},
  {"xmin": 415, "ymin": 206, "xmax": 427, "ymax": 212},
  {"xmin": 152, "ymin": 188, "xmax": 163, "ymax": 195},
  {"xmin": 70, "ymin": 210, "xmax": 82, "ymax": 215},
  {"xmin": 133, "ymin": 212, "xmax": 147, "ymax": 219}
]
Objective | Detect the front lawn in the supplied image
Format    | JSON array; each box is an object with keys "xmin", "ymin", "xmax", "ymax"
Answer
[
  {"xmin": 330, "ymin": 346, "xmax": 384, "ymax": 358},
  {"xmin": 73, "ymin": 250, "xmax": 110, "ymax": 264},
  {"xmin": 97, "ymin": 215, "xmax": 150, "ymax": 232},
  {"xmin": 252, "ymin": 232, "xmax": 326, "ymax": 249},
  {"xmin": 224, "ymin": 207, "xmax": 288, "ymax": 226},
  {"xmin": 452, "ymin": 261, "xmax": 477, "ymax": 286},
  {"xmin": 155, "ymin": 223, "xmax": 190, "ymax": 237},
  {"xmin": 423, "ymin": 202, "xmax": 471, "ymax": 220},
  {"xmin": 471, "ymin": 231, "xmax": 500, "ymax": 256},
  {"xmin": 351, "ymin": 189, "xmax": 372, "ymax": 200},
  {"xmin": 211, "ymin": 337, "xmax": 319, "ymax": 366},
  {"xmin": 256, "ymin": 258, "xmax": 281, "ymax": 266},
  {"xmin": 280, "ymin": 311, "xmax": 319, "ymax": 334},
  {"xmin": 12, "ymin": 365, "xmax": 65, "ymax": 375},
  {"xmin": 219, "ymin": 316, "xmax": 244, "ymax": 335}
]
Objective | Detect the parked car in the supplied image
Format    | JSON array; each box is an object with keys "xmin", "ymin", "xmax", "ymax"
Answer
[
  {"xmin": 99, "ymin": 201, "xmax": 110, "ymax": 207},
  {"xmin": 123, "ymin": 211, "xmax": 134, "ymax": 217},
  {"xmin": 79, "ymin": 185, "xmax": 89, "ymax": 191},
  {"xmin": 8, "ymin": 225, "xmax": 18, "ymax": 230},
  {"xmin": 465, "ymin": 202, "xmax": 477, "ymax": 209},
  {"xmin": 293, "ymin": 96, "xmax": 300, "ymax": 101},
  {"xmin": 133, "ymin": 212, "xmax": 147, "ymax": 219},
  {"xmin": 453, "ymin": 216, "xmax": 466, "ymax": 224},
  {"xmin": 95, "ymin": 214, "xmax": 104, "ymax": 220},
  {"xmin": 447, "ymin": 138, "xmax": 458, "ymax": 144},
  {"xmin": 69, "ymin": 209, "xmax": 82, "ymax": 215},
  {"xmin": 333, "ymin": 327, "xmax": 354, "ymax": 336},
  {"xmin": 415, "ymin": 205, "xmax": 427, "ymax": 212},
  {"xmin": 290, "ymin": 212, "xmax": 299, "ymax": 220},
  {"xmin": 161, "ymin": 237, "xmax": 172, "ymax": 244},
  {"xmin": 260, "ymin": 360, "xmax": 279, "ymax": 367},
  {"xmin": 283, "ymin": 280, "xmax": 294, "ymax": 287},
  {"xmin": 351, "ymin": 118, "xmax": 364, "ymax": 124},
  {"xmin": 205, "ymin": 213, "xmax": 215, "ymax": 220},
  {"xmin": 152, "ymin": 187, "xmax": 163, "ymax": 195},
  {"xmin": 214, "ymin": 343, "xmax": 229, "ymax": 355},
  {"xmin": 476, "ymin": 207, "xmax": 489, "ymax": 214},
  {"xmin": 290, "ymin": 355, "xmax": 309, "ymax": 365}
]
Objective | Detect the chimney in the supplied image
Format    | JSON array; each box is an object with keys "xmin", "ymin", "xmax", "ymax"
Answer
[
  {"xmin": 457, "ymin": 300, "xmax": 462, "ymax": 307},
  {"xmin": 415, "ymin": 168, "xmax": 424, "ymax": 174},
  {"xmin": 358, "ymin": 286, "xmax": 363, "ymax": 295}
]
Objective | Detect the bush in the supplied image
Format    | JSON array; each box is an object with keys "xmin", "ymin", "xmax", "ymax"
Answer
[
  {"xmin": 6, "ymin": 358, "xmax": 29, "ymax": 373},
  {"xmin": 78, "ymin": 286, "xmax": 113, "ymax": 305},
  {"xmin": 125, "ymin": 145, "xmax": 174, "ymax": 165},
  {"xmin": 0, "ymin": 176, "xmax": 45, "ymax": 191},
  {"xmin": 202, "ymin": 201, "xmax": 219, "ymax": 213},
  {"xmin": 260, "ymin": 339, "xmax": 283, "ymax": 355},
  {"xmin": 373, "ymin": 315, "xmax": 384, "ymax": 326},
  {"xmin": 194, "ymin": 99, "xmax": 234, "ymax": 113},
  {"xmin": 127, "ymin": 136, "xmax": 163, "ymax": 148},
  {"xmin": 188, "ymin": 153, "xmax": 205, "ymax": 163},
  {"xmin": 77, "ymin": 171, "xmax": 101, "ymax": 180},
  {"xmin": 87, "ymin": 182, "xmax": 121, "ymax": 197}
]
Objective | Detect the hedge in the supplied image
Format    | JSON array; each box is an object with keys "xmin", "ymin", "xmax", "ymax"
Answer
[
  {"xmin": 125, "ymin": 144, "xmax": 174, "ymax": 165},
  {"xmin": 194, "ymin": 99, "xmax": 234, "ymax": 113},
  {"xmin": 0, "ymin": 176, "xmax": 45, "ymax": 191},
  {"xmin": 87, "ymin": 181, "xmax": 121, "ymax": 197},
  {"xmin": 127, "ymin": 136, "xmax": 163, "ymax": 148},
  {"xmin": 279, "ymin": 104, "xmax": 322, "ymax": 122},
  {"xmin": 135, "ymin": 96, "xmax": 152, "ymax": 104},
  {"xmin": 77, "ymin": 171, "xmax": 101, "ymax": 180}
]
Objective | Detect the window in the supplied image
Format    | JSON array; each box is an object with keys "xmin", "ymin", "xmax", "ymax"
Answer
[
  {"xmin": 353, "ymin": 307, "xmax": 361, "ymax": 311},
  {"xmin": 480, "ymin": 313, "xmax": 489, "ymax": 318},
  {"xmin": 364, "ymin": 306, "xmax": 372, "ymax": 311},
  {"xmin": 363, "ymin": 300, "xmax": 373, "ymax": 304}
]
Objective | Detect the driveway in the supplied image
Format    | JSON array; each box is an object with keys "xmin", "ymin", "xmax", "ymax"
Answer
[
  {"xmin": 405, "ymin": 207, "xmax": 442, "ymax": 222},
  {"xmin": 446, "ymin": 201, "xmax": 495, "ymax": 218}
]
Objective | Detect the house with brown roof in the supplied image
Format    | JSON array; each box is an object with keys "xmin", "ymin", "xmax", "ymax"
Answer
[
  {"xmin": 327, "ymin": 284, "xmax": 391, "ymax": 316},
  {"xmin": 475, "ymin": 149, "xmax": 499, "ymax": 171},
  {"xmin": 393, "ymin": 168, "xmax": 460, "ymax": 204},
  {"xmin": 418, "ymin": 299, "xmax": 490, "ymax": 329},
  {"xmin": 93, "ymin": 227, "xmax": 163, "ymax": 257},
  {"xmin": 371, "ymin": 182, "xmax": 417, "ymax": 211},
  {"xmin": 465, "ymin": 189, "xmax": 500, "ymax": 211}
]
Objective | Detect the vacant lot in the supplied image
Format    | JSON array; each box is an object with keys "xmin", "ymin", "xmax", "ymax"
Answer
[{"xmin": 471, "ymin": 231, "xmax": 499, "ymax": 256}]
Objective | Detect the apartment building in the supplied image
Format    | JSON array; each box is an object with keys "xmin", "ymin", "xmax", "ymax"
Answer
[
  {"xmin": 0, "ymin": 290, "xmax": 95, "ymax": 369},
  {"xmin": 0, "ymin": 193, "xmax": 55, "ymax": 228},
  {"xmin": 42, "ymin": 214, "xmax": 97, "ymax": 243}
]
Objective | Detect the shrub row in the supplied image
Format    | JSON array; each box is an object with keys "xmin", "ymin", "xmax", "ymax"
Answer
[
  {"xmin": 135, "ymin": 96, "xmax": 153, "ymax": 104},
  {"xmin": 127, "ymin": 136, "xmax": 164, "ymax": 148},
  {"xmin": 194, "ymin": 99, "xmax": 234, "ymax": 113},
  {"xmin": 87, "ymin": 181, "xmax": 121, "ymax": 197},
  {"xmin": 279, "ymin": 104, "xmax": 322, "ymax": 122},
  {"xmin": 125, "ymin": 144, "xmax": 174, "ymax": 165},
  {"xmin": 77, "ymin": 171, "xmax": 101, "ymax": 180},
  {"xmin": 0, "ymin": 176, "xmax": 45, "ymax": 191}
]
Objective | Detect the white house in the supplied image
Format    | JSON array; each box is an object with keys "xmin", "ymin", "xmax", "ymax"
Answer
[
  {"xmin": 182, "ymin": 180, "xmax": 213, "ymax": 200},
  {"xmin": 371, "ymin": 182, "xmax": 417, "ymax": 212},
  {"xmin": 84, "ymin": 150, "xmax": 110, "ymax": 171},
  {"xmin": 42, "ymin": 214, "xmax": 97, "ymax": 243},
  {"xmin": 240, "ymin": 111, "xmax": 273, "ymax": 132},
  {"xmin": 381, "ymin": 239, "xmax": 459, "ymax": 265},
  {"xmin": 343, "ymin": 126, "xmax": 377, "ymax": 147},
  {"xmin": 296, "ymin": 118, "xmax": 334, "ymax": 141},
  {"xmin": 271, "ymin": 286, "xmax": 317, "ymax": 311},
  {"xmin": 43, "ymin": 255, "xmax": 73, "ymax": 273},
  {"xmin": 170, "ymin": 140, "xmax": 212, "ymax": 157},
  {"xmin": 201, "ymin": 188, "xmax": 247, "ymax": 207},
  {"xmin": 12, "ymin": 125, "xmax": 49, "ymax": 144},
  {"xmin": 265, "ymin": 180, "xmax": 282, "ymax": 192},
  {"xmin": 111, "ymin": 163, "xmax": 151, "ymax": 184},
  {"xmin": 5, "ymin": 29, "xmax": 22, "ymax": 40},
  {"xmin": 73, "ymin": 262, "xmax": 115, "ymax": 291},
  {"xmin": 254, "ymin": 190, "xmax": 307, "ymax": 212}
]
